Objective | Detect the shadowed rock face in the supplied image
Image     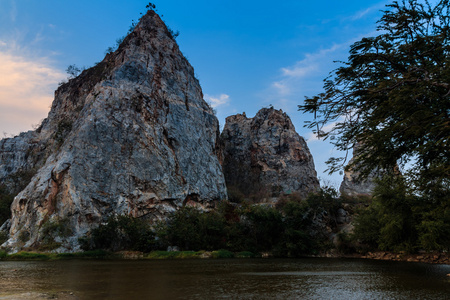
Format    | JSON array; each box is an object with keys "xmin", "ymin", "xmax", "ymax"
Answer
[
  {"xmin": 0, "ymin": 11, "xmax": 226, "ymax": 251},
  {"xmin": 221, "ymin": 108, "xmax": 319, "ymax": 200}
]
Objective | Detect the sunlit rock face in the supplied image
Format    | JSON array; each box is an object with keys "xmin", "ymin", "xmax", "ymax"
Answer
[
  {"xmin": 221, "ymin": 108, "xmax": 319, "ymax": 201},
  {"xmin": 0, "ymin": 10, "xmax": 226, "ymax": 251}
]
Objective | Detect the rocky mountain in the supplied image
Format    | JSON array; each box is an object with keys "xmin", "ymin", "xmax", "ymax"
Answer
[
  {"xmin": 0, "ymin": 10, "xmax": 226, "ymax": 251},
  {"xmin": 221, "ymin": 108, "xmax": 319, "ymax": 200},
  {"xmin": 339, "ymin": 143, "xmax": 377, "ymax": 197}
]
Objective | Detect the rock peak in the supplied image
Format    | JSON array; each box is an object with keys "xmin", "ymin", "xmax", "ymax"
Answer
[
  {"xmin": 221, "ymin": 107, "xmax": 319, "ymax": 201},
  {"xmin": 0, "ymin": 11, "xmax": 226, "ymax": 251}
]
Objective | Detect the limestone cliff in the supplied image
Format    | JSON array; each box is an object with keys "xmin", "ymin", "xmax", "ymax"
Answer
[
  {"xmin": 0, "ymin": 10, "xmax": 226, "ymax": 251},
  {"xmin": 339, "ymin": 143, "xmax": 377, "ymax": 197},
  {"xmin": 221, "ymin": 108, "xmax": 319, "ymax": 200}
]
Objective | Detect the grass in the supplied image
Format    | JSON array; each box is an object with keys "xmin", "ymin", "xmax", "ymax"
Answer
[
  {"xmin": 146, "ymin": 251, "xmax": 201, "ymax": 259},
  {"xmin": 0, "ymin": 249, "xmax": 260, "ymax": 261},
  {"xmin": 211, "ymin": 249, "xmax": 234, "ymax": 258},
  {"xmin": 236, "ymin": 251, "xmax": 257, "ymax": 258},
  {"xmin": 8, "ymin": 252, "xmax": 52, "ymax": 260},
  {"xmin": 0, "ymin": 250, "xmax": 116, "ymax": 261}
]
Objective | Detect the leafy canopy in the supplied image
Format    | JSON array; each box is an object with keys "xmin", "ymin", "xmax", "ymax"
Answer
[{"xmin": 299, "ymin": 0, "xmax": 449, "ymax": 193}]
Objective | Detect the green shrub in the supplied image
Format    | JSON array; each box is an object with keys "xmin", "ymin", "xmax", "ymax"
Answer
[
  {"xmin": 55, "ymin": 253, "xmax": 77, "ymax": 259},
  {"xmin": 240, "ymin": 205, "xmax": 284, "ymax": 253},
  {"xmin": 350, "ymin": 175, "xmax": 450, "ymax": 253},
  {"xmin": 0, "ymin": 184, "xmax": 14, "ymax": 225},
  {"xmin": 54, "ymin": 120, "xmax": 73, "ymax": 146},
  {"xmin": 373, "ymin": 176, "xmax": 417, "ymax": 252},
  {"xmin": 18, "ymin": 230, "xmax": 30, "ymax": 243},
  {"xmin": 39, "ymin": 218, "xmax": 72, "ymax": 250},
  {"xmin": 227, "ymin": 186, "xmax": 246, "ymax": 203},
  {"xmin": 164, "ymin": 207, "xmax": 226, "ymax": 251},
  {"xmin": 9, "ymin": 252, "xmax": 51, "ymax": 260},
  {"xmin": 156, "ymin": 201, "xmax": 323, "ymax": 256},
  {"xmin": 335, "ymin": 232, "xmax": 356, "ymax": 254},
  {"xmin": 353, "ymin": 205, "xmax": 381, "ymax": 250},
  {"xmin": 77, "ymin": 250, "xmax": 112, "ymax": 259},
  {"xmin": 307, "ymin": 186, "xmax": 342, "ymax": 226},
  {"xmin": 0, "ymin": 231, "xmax": 8, "ymax": 244},
  {"xmin": 236, "ymin": 251, "xmax": 256, "ymax": 258},
  {"xmin": 146, "ymin": 251, "xmax": 200, "ymax": 259},
  {"xmin": 80, "ymin": 215, "xmax": 155, "ymax": 252},
  {"xmin": 274, "ymin": 195, "xmax": 323, "ymax": 256},
  {"xmin": 211, "ymin": 249, "xmax": 234, "ymax": 258}
]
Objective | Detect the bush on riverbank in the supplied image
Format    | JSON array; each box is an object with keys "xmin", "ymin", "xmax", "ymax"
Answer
[
  {"xmin": 352, "ymin": 175, "xmax": 450, "ymax": 253},
  {"xmin": 79, "ymin": 215, "xmax": 156, "ymax": 252},
  {"xmin": 76, "ymin": 189, "xmax": 344, "ymax": 257},
  {"xmin": 146, "ymin": 250, "xmax": 200, "ymax": 259}
]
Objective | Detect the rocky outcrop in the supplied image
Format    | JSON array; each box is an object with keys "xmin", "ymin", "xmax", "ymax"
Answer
[
  {"xmin": 221, "ymin": 108, "xmax": 319, "ymax": 200},
  {"xmin": 339, "ymin": 143, "xmax": 377, "ymax": 197},
  {"xmin": 0, "ymin": 10, "xmax": 226, "ymax": 251}
]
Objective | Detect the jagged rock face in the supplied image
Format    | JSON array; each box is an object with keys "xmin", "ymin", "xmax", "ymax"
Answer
[
  {"xmin": 221, "ymin": 108, "xmax": 319, "ymax": 200},
  {"xmin": 0, "ymin": 131, "xmax": 47, "ymax": 194},
  {"xmin": 339, "ymin": 143, "xmax": 377, "ymax": 197},
  {"xmin": 0, "ymin": 11, "xmax": 226, "ymax": 251}
]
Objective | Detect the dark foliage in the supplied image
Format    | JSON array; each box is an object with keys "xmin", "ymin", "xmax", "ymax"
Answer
[
  {"xmin": 0, "ymin": 184, "xmax": 14, "ymax": 225},
  {"xmin": 80, "ymin": 215, "xmax": 156, "ymax": 252},
  {"xmin": 163, "ymin": 207, "xmax": 227, "ymax": 251},
  {"xmin": 352, "ymin": 175, "xmax": 450, "ymax": 252},
  {"xmin": 158, "ymin": 193, "xmax": 333, "ymax": 256}
]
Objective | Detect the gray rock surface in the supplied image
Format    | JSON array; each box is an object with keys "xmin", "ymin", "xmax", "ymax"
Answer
[
  {"xmin": 221, "ymin": 108, "xmax": 319, "ymax": 200},
  {"xmin": 0, "ymin": 10, "xmax": 226, "ymax": 251},
  {"xmin": 339, "ymin": 143, "xmax": 377, "ymax": 197}
]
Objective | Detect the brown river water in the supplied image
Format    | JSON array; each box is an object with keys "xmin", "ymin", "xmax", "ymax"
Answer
[{"xmin": 0, "ymin": 258, "xmax": 449, "ymax": 299}]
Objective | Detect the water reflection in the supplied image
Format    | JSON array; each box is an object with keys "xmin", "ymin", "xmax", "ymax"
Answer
[{"xmin": 0, "ymin": 258, "xmax": 449, "ymax": 299}]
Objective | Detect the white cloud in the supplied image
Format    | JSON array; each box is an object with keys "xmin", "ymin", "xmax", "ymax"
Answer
[
  {"xmin": 305, "ymin": 121, "xmax": 338, "ymax": 143},
  {"xmin": 0, "ymin": 50, "xmax": 65, "ymax": 136},
  {"xmin": 261, "ymin": 43, "xmax": 347, "ymax": 118},
  {"xmin": 205, "ymin": 93, "xmax": 230, "ymax": 108},
  {"xmin": 281, "ymin": 61, "xmax": 318, "ymax": 78},
  {"xmin": 272, "ymin": 81, "xmax": 290, "ymax": 96},
  {"xmin": 349, "ymin": 2, "xmax": 387, "ymax": 20},
  {"xmin": 281, "ymin": 44, "xmax": 342, "ymax": 79}
]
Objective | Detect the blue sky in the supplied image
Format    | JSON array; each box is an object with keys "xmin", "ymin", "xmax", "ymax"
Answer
[{"xmin": 0, "ymin": 0, "xmax": 391, "ymax": 187}]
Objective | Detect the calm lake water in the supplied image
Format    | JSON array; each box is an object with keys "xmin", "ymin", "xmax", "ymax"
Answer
[{"xmin": 0, "ymin": 258, "xmax": 449, "ymax": 299}]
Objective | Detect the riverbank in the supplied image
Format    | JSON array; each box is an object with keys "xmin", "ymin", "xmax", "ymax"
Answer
[
  {"xmin": 318, "ymin": 250, "xmax": 450, "ymax": 265},
  {"xmin": 359, "ymin": 251, "xmax": 450, "ymax": 265},
  {"xmin": 0, "ymin": 249, "xmax": 255, "ymax": 261},
  {"xmin": 1, "ymin": 248, "xmax": 449, "ymax": 265}
]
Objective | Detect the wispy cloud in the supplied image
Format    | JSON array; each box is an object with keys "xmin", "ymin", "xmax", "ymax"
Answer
[
  {"xmin": 280, "ymin": 44, "xmax": 342, "ymax": 80},
  {"xmin": 205, "ymin": 93, "xmax": 230, "ymax": 108},
  {"xmin": 271, "ymin": 81, "xmax": 290, "ymax": 96},
  {"xmin": 262, "ymin": 43, "xmax": 347, "ymax": 117},
  {"xmin": 349, "ymin": 2, "xmax": 387, "ymax": 20},
  {"xmin": 305, "ymin": 121, "xmax": 338, "ymax": 143},
  {"xmin": 0, "ymin": 48, "xmax": 65, "ymax": 136}
]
